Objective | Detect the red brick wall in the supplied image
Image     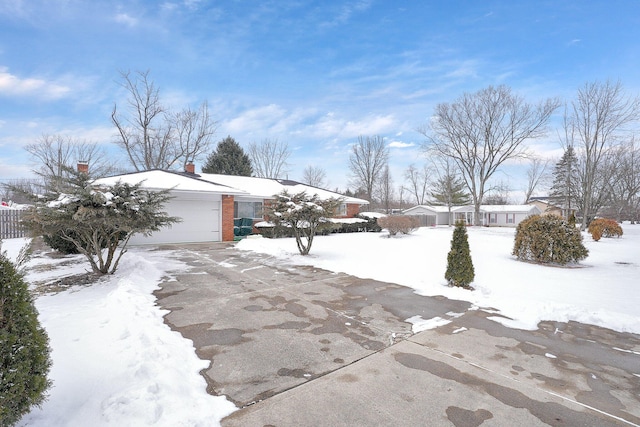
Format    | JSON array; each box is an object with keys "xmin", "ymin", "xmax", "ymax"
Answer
[
  {"xmin": 222, "ymin": 195, "xmax": 234, "ymax": 242},
  {"xmin": 345, "ymin": 203, "xmax": 361, "ymax": 218}
]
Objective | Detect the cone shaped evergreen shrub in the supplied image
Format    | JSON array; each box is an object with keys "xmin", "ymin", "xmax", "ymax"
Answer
[
  {"xmin": 0, "ymin": 253, "xmax": 51, "ymax": 426},
  {"xmin": 445, "ymin": 221, "xmax": 475, "ymax": 288}
]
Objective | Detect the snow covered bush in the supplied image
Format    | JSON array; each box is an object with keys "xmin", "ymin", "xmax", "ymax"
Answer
[
  {"xmin": 0, "ymin": 246, "xmax": 51, "ymax": 426},
  {"xmin": 512, "ymin": 215, "xmax": 588, "ymax": 265},
  {"xmin": 22, "ymin": 172, "xmax": 178, "ymax": 274},
  {"xmin": 587, "ymin": 218, "xmax": 623, "ymax": 241},
  {"xmin": 356, "ymin": 214, "xmax": 382, "ymax": 232},
  {"xmin": 445, "ymin": 221, "xmax": 475, "ymax": 288},
  {"xmin": 377, "ymin": 215, "xmax": 419, "ymax": 237},
  {"xmin": 265, "ymin": 190, "xmax": 339, "ymax": 255}
]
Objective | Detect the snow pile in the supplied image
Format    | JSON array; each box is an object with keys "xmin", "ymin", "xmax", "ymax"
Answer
[
  {"xmin": 16, "ymin": 247, "xmax": 235, "ymax": 427},
  {"xmin": 237, "ymin": 224, "xmax": 640, "ymax": 334}
]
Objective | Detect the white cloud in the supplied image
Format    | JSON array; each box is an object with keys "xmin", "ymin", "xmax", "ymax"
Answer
[
  {"xmin": 0, "ymin": 67, "xmax": 70, "ymax": 99},
  {"xmin": 114, "ymin": 13, "xmax": 138, "ymax": 27},
  {"xmin": 388, "ymin": 141, "xmax": 415, "ymax": 148}
]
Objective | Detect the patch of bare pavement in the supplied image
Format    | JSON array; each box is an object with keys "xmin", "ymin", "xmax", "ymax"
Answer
[{"xmin": 153, "ymin": 243, "xmax": 640, "ymax": 426}]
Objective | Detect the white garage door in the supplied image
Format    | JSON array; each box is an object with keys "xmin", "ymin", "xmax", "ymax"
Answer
[{"xmin": 129, "ymin": 193, "xmax": 221, "ymax": 245}]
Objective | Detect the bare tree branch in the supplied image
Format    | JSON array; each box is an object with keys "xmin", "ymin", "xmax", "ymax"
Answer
[
  {"xmin": 111, "ymin": 70, "xmax": 216, "ymax": 171},
  {"xmin": 248, "ymin": 138, "xmax": 291, "ymax": 178},
  {"xmin": 523, "ymin": 156, "xmax": 550, "ymax": 203},
  {"xmin": 301, "ymin": 165, "xmax": 328, "ymax": 188},
  {"xmin": 419, "ymin": 85, "xmax": 559, "ymax": 225},
  {"xmin": 348, "ymin": 135, "xmax": 389, "ymax": 203},
  {"xmin": 25, "ymin": 134, "xmax": 115, "ymax": 193},
  {"xmin": 563, "ymin": 80, "xmax": 640, "ymax": 229}
]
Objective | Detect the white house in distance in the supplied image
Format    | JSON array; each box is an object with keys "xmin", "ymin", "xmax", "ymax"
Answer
[
  {"xmin": 92, "ymin": 165, "xmax": 369, "ymax": 245},
  {"xmin": 403, "ymin": 204, "xmax": 541, "ymax": 227}
]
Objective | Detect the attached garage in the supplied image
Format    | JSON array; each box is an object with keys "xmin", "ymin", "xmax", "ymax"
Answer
[
  {"xmin": 92, "ymin": 170, "xmax": 246, "ymax": 245},
  {"xmin": 129, "ymin": 192, "xmax": 221, "ymax": 245}
]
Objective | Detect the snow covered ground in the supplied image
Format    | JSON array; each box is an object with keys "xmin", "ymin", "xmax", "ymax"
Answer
[
  {"xmin": 1, "ymin": 223, "xmax": 638, "ymax": 426},
  {"xmin": 238, "ymin": 224, "xmax": 640, "ymax": 334},
  {"xmin": 1, "ymin": 239, "xmax": 236, "ymax": 427}
]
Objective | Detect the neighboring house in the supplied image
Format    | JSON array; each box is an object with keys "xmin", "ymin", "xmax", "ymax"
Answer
[
  {"xmin": 402, "ymin": 205, "xmax": 452, "ymax": 226},
  {"xmin": 527, "ymin": 197, "xmax": 576, "ymax": 219},
  {"xmin": 92, "ymin": 166, "xmax": 369, "ymax": 244},
  {"xmin": 452, "ymin": 204, "xmax": 542, "ymax": 227},
  {"xmin": 403, "ymin": 204, "xmax": 541, "ymax": 227}
]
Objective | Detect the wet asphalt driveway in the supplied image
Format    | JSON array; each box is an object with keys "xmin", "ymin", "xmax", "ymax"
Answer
[{"xmin": 153, "ymin": 242, "xmax": 640, "ymax": 426}]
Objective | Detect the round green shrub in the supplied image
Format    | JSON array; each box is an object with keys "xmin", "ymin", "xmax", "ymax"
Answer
[
  {"xmin": 445, "ymin": 221, "xmax": 475, "ymax": 288},
  {"xmin": 512, "ymin": 215, "xmax": 588, "ymax": 265},
  {"xmin": 0, "ymin": 254, "xmax": 51, "ymax": 426}
]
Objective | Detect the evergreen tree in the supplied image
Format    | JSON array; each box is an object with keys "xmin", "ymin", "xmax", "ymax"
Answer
[
  {"xmin": 445, "ymin": 221, "xmax": 475, "ymax": 288},
  {"xmin": 21, "ymin": 168, "xmax": 179, "ymax": 275},
  {"xmin": 0, "ymin": 247, "xmax": 51, "ymax": 425},
  {"xmin": 430, "ymin": 173, "xmax": 471, "ymax": 226},
  {"xmin": 202, "ymin": 136, "xmax": 253, "ymax": 176},
  {"xmin": 265, "ymin": 191, "xmax": 339, "ymax": 255},
  {"xmin": 550, "ymin": 146, "xmax": 580, "ymax": 219}
]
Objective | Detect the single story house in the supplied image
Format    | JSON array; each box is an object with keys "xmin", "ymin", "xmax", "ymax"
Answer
[
  {"xmin": 403, "ymin": 204, "xmax": 541, "ymax": 227},
  {"xmin": 92, "ymin": 166, "xmax": 368, "ymax": 245},
  {"xmin": 402, "ymin": 205, "xmax": 453, "ymax": 226},
  {"xmin": 452, "ymin": 204, "xmax": 542, "ymax": 227},
  {"xmin": 93, "ymin": 169, "xmax": 246, "ymax": 245},
  {"xmin": 198, "ymin": 173, "xmax": 368, "ymax": 221}
]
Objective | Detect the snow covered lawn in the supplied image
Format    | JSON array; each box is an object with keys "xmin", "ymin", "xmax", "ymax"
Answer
[
  {"xmin": 238, "ymin": 224, "xmax": 640, "ymax": 334},
  {"xmin": 1, "ymin": 240, "xmax": 235, "ymax": 426}
]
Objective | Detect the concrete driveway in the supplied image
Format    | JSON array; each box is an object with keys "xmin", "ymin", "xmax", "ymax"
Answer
[{"xmin": 153, "ymin": 243, "xmax": 640, "ymax": 426}]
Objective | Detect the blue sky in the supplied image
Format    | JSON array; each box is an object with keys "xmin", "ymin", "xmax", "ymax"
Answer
[{"xmin": 1, "ymin": 0, "xmax": 640, "ymax": 198}]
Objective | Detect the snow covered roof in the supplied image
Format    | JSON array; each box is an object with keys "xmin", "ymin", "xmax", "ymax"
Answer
[
  {"xmin": 93, "ymin": 171, "xmax": 369, "ymax": 204},
  {"xmin": 358, "ymin": 211, "xmax": 386, "ymax": 219},
  {"xmin": 452, "ymin": 204, "xmax": 540, "ymax": 213},
  {"xmin": 403, "ymin": 205, "xmax": 451, "ymax": 214},
  {"xmin": 199, "ymin": 174, "xmax": 369, "ymax": 205},
  {"xmin": 92, "ymin": 170, "xmax": 247, "ymax": 195}
]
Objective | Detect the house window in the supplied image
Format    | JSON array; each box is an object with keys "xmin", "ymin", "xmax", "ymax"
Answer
[
  {"xmin": 506, "ymin": 213, "xmax": 515, "ymax": 224},
  {"xmin": 338, "ymin": 203, "xmax": 347, "ymax": 216},
  {"xmin": 489, "ymin": 213, "xmax": 497, "ymax": 224},
  {"xmin": 234, "ymin": 201, "xmax": 263, "ymax": 219}
]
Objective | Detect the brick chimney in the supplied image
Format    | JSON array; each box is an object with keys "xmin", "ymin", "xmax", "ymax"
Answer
[
  {"xmin": 185, "ymin": 162, "xmax": 195, "ymax": 174},
  {"xmin": 77, "ymin": 161, "xmax": 89, "ymax": 174}
]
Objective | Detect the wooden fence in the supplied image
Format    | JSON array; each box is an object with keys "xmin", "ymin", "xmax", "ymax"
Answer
[{"xmin": 0, "ymin": 209, "xmax": 27, "ymax": 239}]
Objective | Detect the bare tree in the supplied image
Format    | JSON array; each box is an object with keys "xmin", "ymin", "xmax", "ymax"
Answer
[
  {"xmin": 484, "ymin": 181, "xmax": 511, "ymax": 205},
  {"xmin": 420, "ymin": 85, "xmax": 559, "ymax": 225},
  {"xmin": 604, "ymin": 142, "xmax": 640, "ymax": 222},
  {"xmin": 523, "ymin": 156, "xmax": 550, "ymax": 203},
  {"xmin": 302, "ymin": 165, "xmax": 328, "ymax": 188},
  {"xmin": 563, "ymin": 80, "xmax": 640, "ymax": 229},
  {"xmin": 25, "ymin": 134, "xmax": 115, "ymax": 192},
  {"xmin": 376, "ymin": 164, "xmax": 394, "ymax": 213},
  {"xmin": 111, "ymin": 70, "xmax": 216, "ymax": 171},
  {"xmin": 248, "ymin": 138, "xmax": 291, "ymax": 178},
  {"xmin": 170, "ymin": 101, "xmax": 217, "ymax": 171},
  {"xmin": 348, "ymin": 135, "xmax": 389, "ymax": 203},
  {"xmin": 404, "ymin": 163, "xmax": 430, "ymax": 205}
]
